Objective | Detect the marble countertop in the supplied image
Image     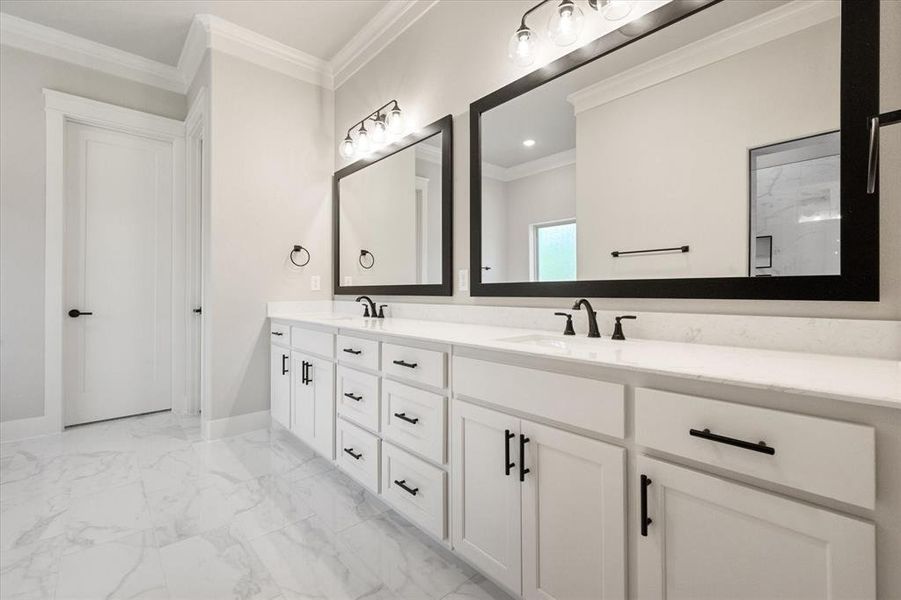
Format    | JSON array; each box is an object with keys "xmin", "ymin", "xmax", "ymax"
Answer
[{"xmin": 268, "ymin": 310, "xmax": 901, "ymax": 411}]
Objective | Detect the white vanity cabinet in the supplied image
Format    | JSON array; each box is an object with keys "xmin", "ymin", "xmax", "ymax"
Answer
[
  {"xmin": 269, "ymin": 343, "xmax": 291, "ymax": 430},
  {"xmin": 290, "ymin": 352, "xmax": 335, "ymax": 460},
  {"xmin": 636, "ymin": 456, "xmax": 875, "ymax": 600},
  {"xmin": 452, "ymin": 400, "xmax": 626, "ymax": 599}
]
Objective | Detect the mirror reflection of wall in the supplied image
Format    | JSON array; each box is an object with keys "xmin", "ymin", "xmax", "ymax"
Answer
[
  {"xmin": 480, "ymin": 0, "xmax": 841, "ymax": 284},
  {"xmin": 339, "ymin": 132, "xmax": 443, "ymax": 287}
]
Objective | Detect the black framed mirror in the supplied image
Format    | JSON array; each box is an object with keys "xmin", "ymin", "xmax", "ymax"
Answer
[
  {"xmin": 334, "ymin": 115, "xmax": 453, "ymax": 296},
  {"xmin": 470, "ymin": 0, "xmax": 880, "ymax": 300}
]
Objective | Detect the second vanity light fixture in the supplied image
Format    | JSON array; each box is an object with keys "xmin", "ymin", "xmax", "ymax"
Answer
[
  {"xmin": 339, "ymin": 99, "xmax": 405, "ymax": 159},
  {"xmin": 509, "ymin": 0, "xmax": 635, "ymax": 66}
]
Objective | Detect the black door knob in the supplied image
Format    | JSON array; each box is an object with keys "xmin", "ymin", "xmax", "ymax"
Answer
[{"xmin": 68, "ymin": 309, "xmax": 93, "ymax": 318}]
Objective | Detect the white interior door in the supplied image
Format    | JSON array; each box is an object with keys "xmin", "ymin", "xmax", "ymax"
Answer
[
  {"xmin": 63, "ymin": 121, "xmax": 174, "ymax": 426},
  {"xmin": 636, "ymin": 455, "xmax": 875, "ymax": 600},
  {"xmin": 521, "ymin": 420, "xmax": 626, "ymax": 600}
]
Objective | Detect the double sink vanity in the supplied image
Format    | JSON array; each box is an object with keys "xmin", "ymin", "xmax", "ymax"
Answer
[{"xmin": 269, "ymin": 303, "xmax": 900, "ymax": 600}]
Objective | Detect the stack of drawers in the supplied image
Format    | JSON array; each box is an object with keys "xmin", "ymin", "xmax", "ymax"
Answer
[{"xmin": 334, "ymin": 335, "xmax": 450, "ymax": 540}]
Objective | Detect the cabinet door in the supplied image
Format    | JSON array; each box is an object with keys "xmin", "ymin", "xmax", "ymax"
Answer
[
  {"xmin": 451, "ymin": 401, "xmax": 522, "ymax": 595},
  {"xmin": 291, "ymin": 352, "xmax": 314, "ymax": 444},
  {"xmin": 291, "ymin": 352, "xmax": 335, "ymax": 459},
  {"xmin": 270, "ymin": 344, "xmax": 290, "ymax": 429},
  {"xmin": 521, "ymin": 421, "xmax": 625, "ymax": 600},
  {"xmin": 636, "ymin": 456, "xmax": 875, "ymax": 600}
]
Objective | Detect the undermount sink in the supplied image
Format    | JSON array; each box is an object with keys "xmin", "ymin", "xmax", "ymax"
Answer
[{"xmin": 496, "ymin": 334, "xmax": 607, "ymax": 352}]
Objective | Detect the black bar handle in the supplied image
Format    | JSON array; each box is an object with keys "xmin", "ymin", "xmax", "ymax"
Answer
[
  {"xmin": 343, "ymin": 447, "xmax": 362, "ymax": 460},
  {"xmin": 281, "ymin": 354, "xmax": 288, "ymax": 376},
  {"xmin": 343, "ymin": 348, "xmax": 362, "ymax": 355},
  {"xmin": 394, "ymin": 479, "xmax": 419, "ymax": 496},
  {"xmin": 611, "ymin": 245, "xmax": 689, "ymax": 257},
  {"xmin": 519, "ymin": 434, "xmax": 530, "ymax": 482},
  {"xmin": 193, "ymin": 307, "xmax": 202, "ymax": 314},
  {"xmin": 504, "ymin": 430, "xmax": 515, "ymax": 476},
  {"xmin": 271, "ymin": 331, "xmax": 283, "ymax": 336},
  {"xmin": 640, "ymin": 474, "xmax": 653, "ymax": 536},
  {"xmin": 394, "ymin": 412, "xmax": 419, "ymax": 425},
  {"xmin": 689, "ymin": 428, "xmax": 775, "ymax": 455},
  {"xmin": 68, "ymin": 309, "xmax": 93, "ymax": 318},
  {"xmin": 302, "ymin": 361, "xmax": 312, "ymax": 385},
  {"xmin": 392, "ymin": 359, "xmax": 418, "ymax": 369},
  {"xmin": 344, "ymin": 392, "xmax": 362, "ymax": 402}
]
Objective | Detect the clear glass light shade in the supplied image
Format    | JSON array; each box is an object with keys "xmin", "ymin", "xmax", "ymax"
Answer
[
  {"xmin": 548, "ymin": 1, "xmax": 584, "ymax": 46},
  {"xmin": 355, "ymin": 127, "xmax": 371, "ymax": 153},
  {"xmin": 386, "ymin": 107, "xmax": 404, "ymax": 137},
  {"xmin": 508, "ymin": 26, "xmax": 537, "ymax": 67},
  {"xmin": 600, "ymin": 0, "xmax": 633, "ymax": 21},
  {"xmin": 371, "ymin": 117, "xmax": 388, "ymax": 144},
  {"xmin": 339, "ymin": 135, "xmax": 355, "ymax": 159}
]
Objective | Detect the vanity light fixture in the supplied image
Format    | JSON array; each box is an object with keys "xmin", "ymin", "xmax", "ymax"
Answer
[
  {"xmin": 508, "ymin": 0, "xmax": 635, "ymax": 65},
  {"xmin": 339, "ymin": 99, "xmax": 405, "ymax": 160}
]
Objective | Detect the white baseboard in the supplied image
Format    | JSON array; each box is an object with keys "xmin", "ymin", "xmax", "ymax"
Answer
[
  {"xmin": 201, "ymin": 410, "xmax": 271, "ymax": 440},
  {"xmin": 0, "ymin": 413, "xmax": 61, "ymax": 443}
]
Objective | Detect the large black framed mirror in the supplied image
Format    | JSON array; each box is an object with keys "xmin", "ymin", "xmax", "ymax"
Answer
[
  {"xmin": 334, "ymin": 115, "xmax": 453, "ymax": 296},
  {"xmin": 470, "ymin": 0, "xmax": 881, "ymax": 300}
]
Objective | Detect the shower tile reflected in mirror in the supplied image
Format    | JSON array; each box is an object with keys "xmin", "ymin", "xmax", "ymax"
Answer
[{"xmin": 749, "ymin": 131, "xmax": 840, "ymax": 277}]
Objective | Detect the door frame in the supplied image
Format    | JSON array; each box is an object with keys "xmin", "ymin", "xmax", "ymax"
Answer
[
  {"xmin": 43, "ymin": 89, "xmax": 186, "ymax": 433},
  {"xmin": 185, "ymin": 87, "xmax": 207, "ymax": 418}
]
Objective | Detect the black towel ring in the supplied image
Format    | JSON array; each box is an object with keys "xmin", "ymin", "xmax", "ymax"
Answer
[
  {"xmin": 359, "ymin": 249, "xmax": 375, "ymax": 270},
  {"xmin": 290, "ymin": 245, "xmax": 311, "ymax": 267}
]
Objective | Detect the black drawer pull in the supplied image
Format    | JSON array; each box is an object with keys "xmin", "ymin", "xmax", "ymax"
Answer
[
  {"xmin": 689, "ymin": 428, "xmax": 775, "ymax": 455},
  {"xmin": 392, "ymin": 359, "xmax": 418, "ymax": 369},
  {"xmin": 640, "ymin": 474, "xmax": 652, "ymax": 536},
  {"xmin": 393, "ymin": 412, "xmax": 419, "ymax": 425},
  {"xmin": 504, "ymin": 429, "xmax": 515, "ymax": 476},
  {"xmin": 519, "ymin": 434, "xmax": 530, "ymax": 482},
  {"xmin": 394, "ymin": 479, "xmax": 419, "ymax": 496},
  {"xmin": 343, "ymin": 447, "xmax": 362, "ymax": 460},
  {"xmin": 271, "ymin": 331, "xmax": 283, "ymax": 336},
  {"xmin": 281, "ymin": 354, "xmax": 288, "ymax": 375},
  {"xmin": 343, "ymin": 348, "xmax": 362, "ymax": 355},
  {"xmin": 344, "ymin": 392, "xmax": 363, "ymax": 402}
]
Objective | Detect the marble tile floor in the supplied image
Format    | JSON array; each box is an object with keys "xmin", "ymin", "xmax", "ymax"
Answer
[{"xmin": 0, "ymin": 411, "xmax": 513, "ymax": 600}]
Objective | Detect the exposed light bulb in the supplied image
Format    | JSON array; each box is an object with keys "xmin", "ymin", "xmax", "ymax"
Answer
[
  {"xmin": 507, "ymin": 25, "xmax": 537, "ymax": 67},
  {"xmin": 355, "ymin": 125, "xmax": 371, "ymax": 153},
  {"xmin": 386, "ymin": 106, "xmax": 405, "ymax": 138},
  {"xmin": 523, "ymin": 139, "xmax": 536, "ymax": 147},
  {"xmin": 371, "ymin": 115, "xmax": 388, "ymax": 144},
  {"xmin": 339, "ymin": 134, "xmax": 355, "ymax": 159},
  {"xmin": 548, "ymin": 0, "xmax": 584, "ymax": 46},
  {"xmin": 599, "ymin": 0, "xmax": 633, "ymax": 21}
]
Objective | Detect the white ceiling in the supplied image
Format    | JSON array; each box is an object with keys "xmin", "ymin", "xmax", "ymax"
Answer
[{"xmin": 0, "ymin": 0, "xmax": 389, "ymax": 65}]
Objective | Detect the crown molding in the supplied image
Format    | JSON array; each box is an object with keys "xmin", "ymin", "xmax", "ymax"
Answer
[
  {"xmin": 0, "ymin": 12, "xmax": 184, "ymax": 93},
  {"xmin": 568, "ymin": 0, "xmax": 840, "ymax": 115},
  {"xmin": 483, "ymin": 148, "xmax": 576, "ymax": 183},
  {"xmin": 330, "ymin": 0, "xmax": 439, "ymax": 89}
]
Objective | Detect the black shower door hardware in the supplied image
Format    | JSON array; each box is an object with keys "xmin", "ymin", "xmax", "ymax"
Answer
[
  {"xmin": 392, "ymin": 359, "xmax": 418, "ymax": 369},
  {"xmin": 689, "ymin": 428, "xmax": 775, "ymax": 455},
  {"xmin": 343, "ymin": 448, "xmax": 362, "ymax": 460},
  {"xmin": 640, "ymin": 474, "xmax": 653, "ymax": 536},
  {"xmin": 394, "ymin": 479, "xmax": 419, "ymax": 496},
  {"xmin": 611, "ymin": 245, "xmax": 689, "ymax": 257},
  {"xmin": 504, "ymin": 430, "xmax": 515, "ymax": 476},
  {"xmin": 393, "ymin": 412, "xmax": 419, "ymax": 425}
]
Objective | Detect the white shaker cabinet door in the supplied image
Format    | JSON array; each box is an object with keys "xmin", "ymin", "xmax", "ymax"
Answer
[
  {"xmin": 270, "ymin": 345, "xmax": 291, "ymax": 430},
  {"xmin": 636, "ymin": 456, "xmax": 875, "ymax": 600},
  {"xmin": 292, "ymin": 351, "xmax": 335, "ymax": 460},
  {"xmin": 452, "ymin": 401, "xmax": 523, "ymax": 596},
  {"xmin": 521, "ymin": 421, "xmax": 625, "ymax": 600}
]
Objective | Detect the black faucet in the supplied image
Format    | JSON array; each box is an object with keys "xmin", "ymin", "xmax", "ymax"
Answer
[
  {"xmin": 611, "ymin": 315, "xmax": 637, "ymax": 340},
  {"xmin": 554, "ymin": 312, "xmax": 575, "ymax": 336},
  {"xmin": 355, "ymin": 296, "xmax": 377, "ymax": 317},
  {"xmin": 571, "ymin": 298, "xmax": 601, "ymax": 338}
]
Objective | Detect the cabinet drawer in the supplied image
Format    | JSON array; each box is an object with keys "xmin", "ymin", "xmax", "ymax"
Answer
[
  {"xmin": 453, "ymin": 357, "xmax": 625, "ymax": 439},
  {"xmin": 382, "ymin": 380, "xmax": 446, "ymax": 464},
  {"xmin": 269, "ymin": 321, "xmax": 290, "ymax": 346},
  {"xmin": 291, "ymin": 325, "xmax": 334, "ymax": 359},
  {"xmin": 336, "ymin": 366, "xmax": 380, "ymax": 432},
  {"xmin": 382, "ymin": 343, "xmax": 446, "ymax": 389},
  {"xmin": 337, "ymin": 334, "xmax": 379, "ymax": 371},
  {"xmin": 382, "ymin": 442, "xmax": 447, "ymax": 540},
  {"xmin": 635, "ymin": 388, "xmax": 875, "ymax": 509},
  {"xmin": 336, "ymin": 418, "xmax": 380, "ymax": 494}
]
